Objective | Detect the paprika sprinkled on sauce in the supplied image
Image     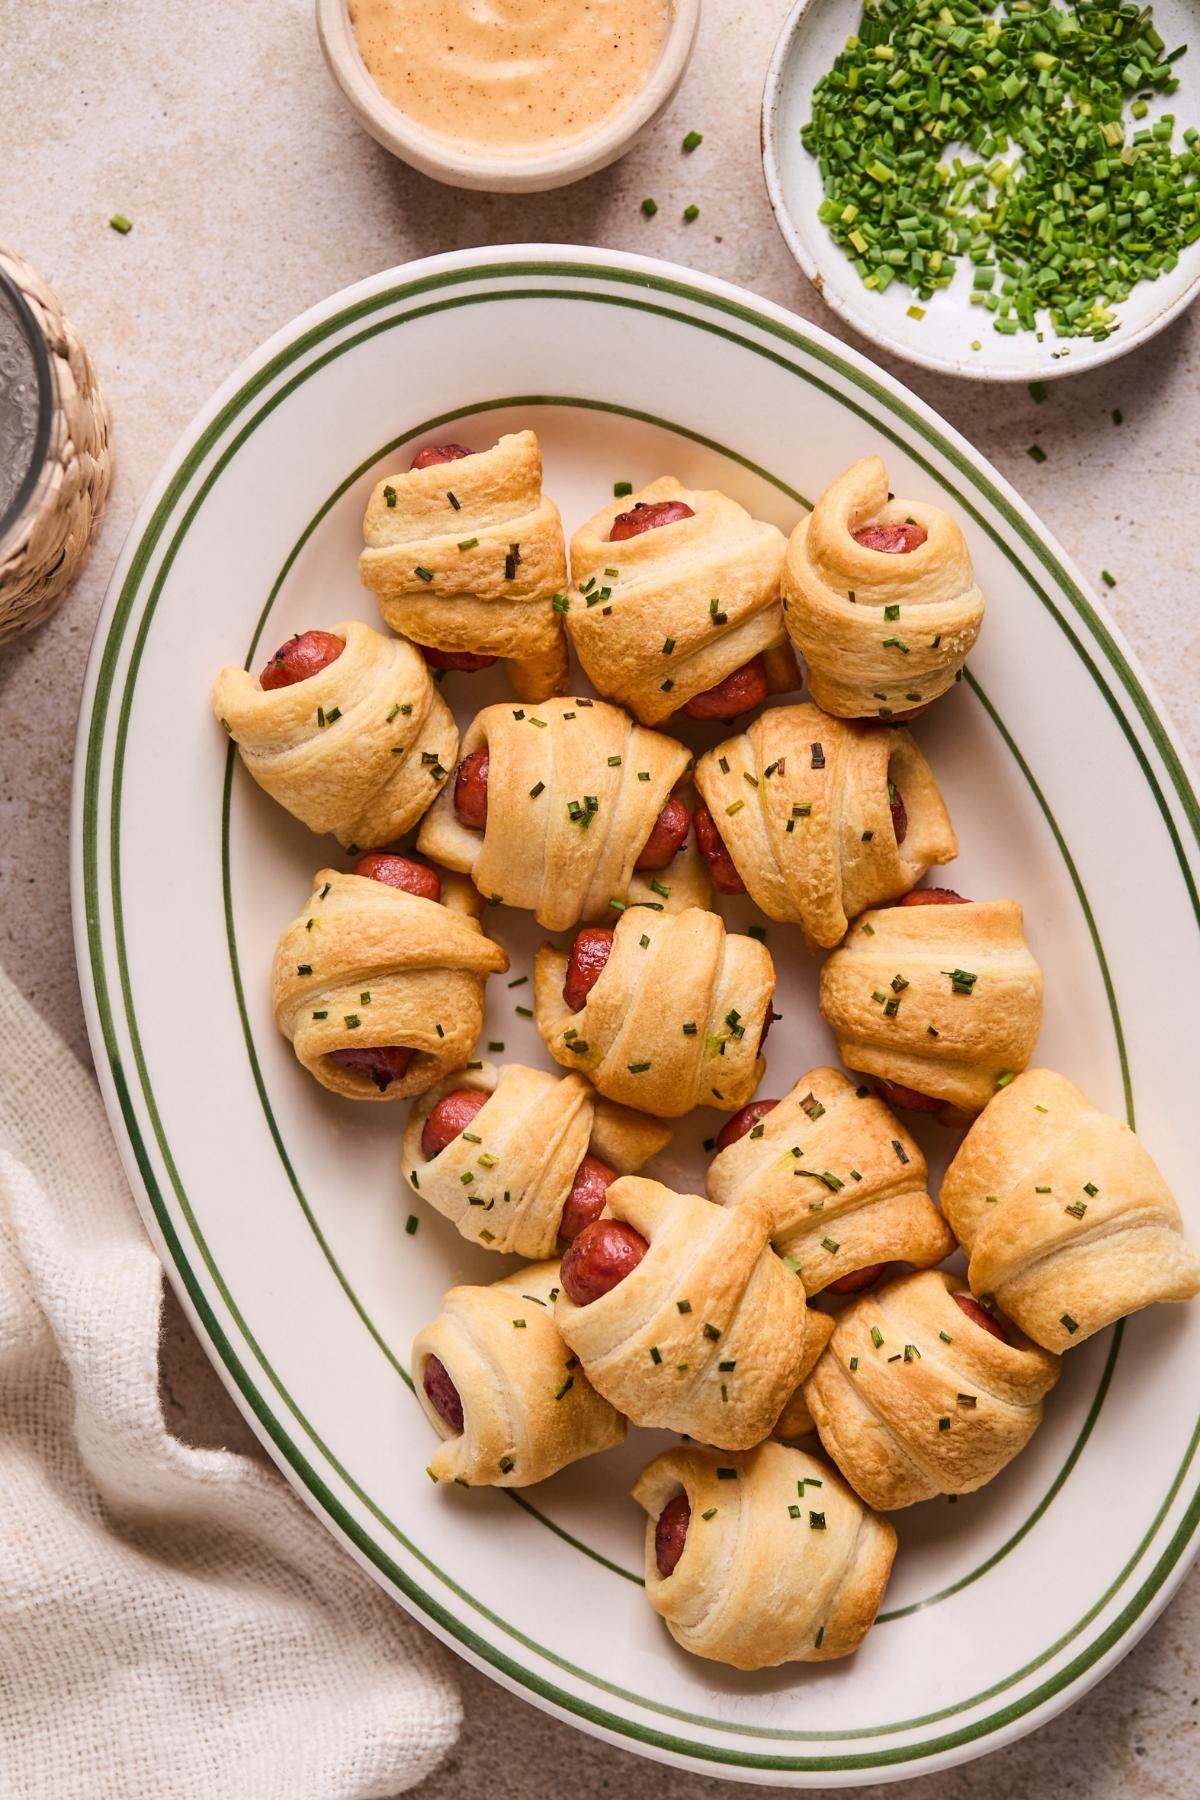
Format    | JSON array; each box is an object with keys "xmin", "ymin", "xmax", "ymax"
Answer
[{"xmin": 348, "ymin": 0, "xmax": 672, "ymax": 158}]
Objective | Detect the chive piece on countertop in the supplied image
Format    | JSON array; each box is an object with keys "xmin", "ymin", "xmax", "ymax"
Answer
[
  {"xmin": 683, "ymin": 204, "xmax": 700, "ymax": 223},
  {"xmin": 682, "ymin": 130, "xmax": 703, "ymax": 152},
  {"xmin": 641, "ymin": 197, "xmax": 658, "ymax": 218},
  {"xmin": 1027, "ymin": 446, "xmax": 1047, "ymax": 465},
  {"xmin": 109, "ymin": 213, "xmax": 133, "ymax": 234},
  {"xmin": 1101, "ymin": 569, "xmax": 1117, "ymax": 588}
]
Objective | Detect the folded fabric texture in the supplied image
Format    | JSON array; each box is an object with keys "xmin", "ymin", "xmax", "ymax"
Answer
[{"xmin": 0, "ymin": 960, "xmax": 460, "ymax": 1800}]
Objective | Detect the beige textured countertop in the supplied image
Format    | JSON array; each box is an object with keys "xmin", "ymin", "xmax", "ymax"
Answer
[{"xmin": 2, "ymin": 1, "xmax": 1198, "ymax": 1795}]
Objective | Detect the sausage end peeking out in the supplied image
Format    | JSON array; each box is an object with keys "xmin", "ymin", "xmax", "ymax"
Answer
[
  {"xmin": 889, "ymin": 782, "xmax": 908, "ymax": 847},
  {"xmin": 852, "ymin": 521, "xmax": 928, "ymax": 555},
  {"xmin": 259, "ymin": 629, "xmax": 345, "ymax": 690},
  {"xmin": 559, "ymin": 1219, "xmax": 648, "ymax": 1306},
  {"xmin": 419, "ymin": 645, "xmax": 499, "ymax": 673},
  {"xmin": 826, "ymin": 1262, "xmax": 890, "ymax": 1296},
  {"xmin": 410, "ymin": 443, "xmax": 474, "ymax": 469},
  {"xmin": 634, "ymin": 795, "xmax": 690, "ymax": 871},
  {"xmin": 874, "ymin": 1080, "xmax": 943, "ymax": 1115},
  {"xmin": 354, "ymin": 853, "xmax": 442, "ymax": 904},
  {"xmin": 608, "ymin": 499, "xmax": 695, "ymax": 541},
  {"xmin": 327, "ymin": 1045, "xmax": 415, "ymax": 1090},
  {"xmin": 714, "ymin": 1098, "xmax": 780, "ymax": 1153},
  {"xmin": 682, "ymin": 656, "xmax": 770, "ymax": 722},
  {"xmin": 422, "ymin": 1354, "xmax": 465, "ymax": 1431},
  {"xmin": 692, "ymin": 805, "xmax": 746, "ymax": 895},
  {"xmin": 562, "ymin": 926, "xmax": 614, "ymax": 1012},
  {"xmin": 896, "ymin": 887, "xmax": 969, "ymax": 906},
  {"xmin": 421, "ymin": 1087, "xmax": 489, "ymax": 1159},
  {"xmin": 654, "ymin": 1491, "xmax": 691, "ymax": 1578},
  {"xmin": 558, "ymin": 1155, "xmax": 618, "ymax": 1245},
  {"xmin": 953, "ymin": 1292, "xmax": 1009, "ymax": 1343},
  {"xmin": 453, "ymin": 749, "xmax": 490, "ymax": 830}
]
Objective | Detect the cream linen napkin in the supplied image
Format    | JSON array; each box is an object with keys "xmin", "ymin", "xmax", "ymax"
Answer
[{"xmin": 0, "ymin": 958, "xmax": 461, "ymax": 1800}]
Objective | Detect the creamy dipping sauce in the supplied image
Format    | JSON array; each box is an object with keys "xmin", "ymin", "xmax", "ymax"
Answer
[{"xmin": 348, "ymin": 0, "xmax": 673, "ymax": 156}]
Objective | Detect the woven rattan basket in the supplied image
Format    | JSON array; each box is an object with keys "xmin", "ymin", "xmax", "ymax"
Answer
[{"xmin": 0, "ymin": 244, "xmax": 114, "ymax": 645}]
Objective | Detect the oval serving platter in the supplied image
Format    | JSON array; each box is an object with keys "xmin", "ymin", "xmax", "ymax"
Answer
[{"xmin": 73, "ymin": 246, "xmax": 1200, "ymax": 1786}]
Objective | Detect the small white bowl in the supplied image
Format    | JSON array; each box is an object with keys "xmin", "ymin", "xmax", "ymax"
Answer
[
  {"xmin": 762, "ymin": 0, "xmax": 1200, "ymax": 381},
  {"xmin": 316, "ymin": 0, "xmax": 702, "ymax": 194}
]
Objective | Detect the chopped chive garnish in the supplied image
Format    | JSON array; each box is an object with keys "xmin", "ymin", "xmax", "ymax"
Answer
[
  {"xmin": 701, "ymin": 1507, "xmax": 717, "ymax": 1520},
  {"xmin": 870, "ymin": 1326, "xmax": 884, "ymax": 1349},
  {"xmin": 414, "ymin": 565, "xmax": 434, "ymax": 582},
  {"xmin": 682, "ymin": 129, "xmax": 703, "ymax": 152},
  {"xmin": 1101, "ymin": 569, "xmax": 1117, "ymax": 588},
  {"xmin": 457, "ymin": 536, "xmax": 478, "ymax": 552},
  {"xmin": 677, "ymin": 1299, "xmax": 692, "ymax": 1314},
  {"xmin": 809, "ymin": 1511, "xmax": 826, "ymax": 1530},
  {"xmin": 683, "ymin": 203, "xmax": 700, "ymax": 222},
  {"xmin": 716, "ymin": 1467, "xmax": 737, "ymax": 1480},
  {"xmin": 649, "ymin": 1346, "xmax": 662, "ymax": 1364},
  {"xmin": 1061, "ymin": 1313, "xmax": 1080, "ymax": 1335},
  {"xmin": 641, "ymin": 197, "xmax": 658, "ymax": 217},
  {"xmin": 1028, "ymin": 445, "xmax": 1047, "ymax": 465}
]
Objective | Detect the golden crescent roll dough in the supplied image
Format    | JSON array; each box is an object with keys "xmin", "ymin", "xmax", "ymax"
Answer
[
  {"xmin": 416, "ymin": 696, "xmax": 711, "ymax": 928},
  {"xmin": 413, "ymin": 1260, "xmax": 625, "ymax": 1488},
  {"xmin": 566, "ymin": 476, "xmax": 798, "ymax": 727},
  {"xmin": 819, "ymin": 898, "xmax": 1043, "ymax": 1116},
  {"xmin": 358, "ymin": 430, "xmax": 569, "ymax": 701},
  {"xmin": 693, "ymin": 702, "xmax": 958, "ymax": 947},
  {"xmin": 782, "ymin": 457, "xmax": 985, "ymax": 719},
  {"xmin": 554, "ymin": 1176, "xmax": 820, "ymax": 1450},
  {"xmin": 403, "ymin": 1062, "xmax": 671, "ymax": 1257},
  {"xmin": 707, "ymin": 1067, "xmax": 955, "ymax": 1293},
  {"xmin": 772, "ymin": 1309, "xmax": 836, "ymax": 1442},
  {"xmin": 212, "ymin": 618, "xmax": 459, "ymax": 848},
  {"xmin": 632, "ymin": 1441, "xmax": 897, "ymax": 1667},
  {"xmin": 271, "ymin": 867, "xmax": 507, "ymax": 1101},
  {"xmin": 534, "ymin": 906, "xmax": 776, "ymax": 1116},
  {"xmin": 803, "ymin": 1269, "xmax": 1060, "ymax": 1510},
  {"xmin": 940, "ymin": 1069, "xmax": 1200, "ymax": 1352}
]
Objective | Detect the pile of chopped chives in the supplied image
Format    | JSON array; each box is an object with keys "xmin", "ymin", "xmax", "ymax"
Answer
[{"xmin": 801, "ymin": 0, "xmax": 1198, "ymax": 339}]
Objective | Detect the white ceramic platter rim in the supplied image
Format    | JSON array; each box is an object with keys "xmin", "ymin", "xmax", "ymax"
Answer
[
  {"xmin": 761, "ymin": 0, "xmax": 1200, "ymax": 382},
  {"xmin": 72, "ymin": 246, "xmax": 1200, "ymax": 1785}
]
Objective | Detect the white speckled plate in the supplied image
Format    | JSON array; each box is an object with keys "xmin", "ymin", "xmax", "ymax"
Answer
[
  {"xmin": 762, "ymin": 0, "xmax": 1200, "ymax": 381},
  {"xmin": 73, "ymin": 247, "xmax": 1200, "ymax": 1785}
]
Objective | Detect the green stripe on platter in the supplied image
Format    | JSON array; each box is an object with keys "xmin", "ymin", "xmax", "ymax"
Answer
[
  {"xmin": 222, "ymin": 396, "xmax": 1131, "ymax": 1622},
  {"xmin": 79, "ymin": 259, "xmax": 1200, "ymax": 1770}
]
